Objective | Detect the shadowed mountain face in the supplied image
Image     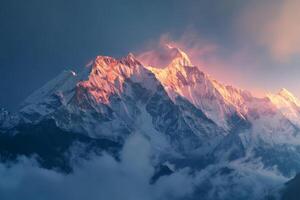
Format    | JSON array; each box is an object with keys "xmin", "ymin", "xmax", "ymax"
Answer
[
  {"xmin": 0, "ymin": 119, "xmax": 121, "ymax": 173},
  {"xmin": 280, "ymin": 174, "xmax": 300, "ymax": 200},
  {"xmin": 1, "ymin": 45, "xmax": 300, "ymax": 199}
]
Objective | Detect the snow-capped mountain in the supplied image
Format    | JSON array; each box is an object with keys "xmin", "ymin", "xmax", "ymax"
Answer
[
  {"xmin": 17, "ymin": 52, "xmax": 226, "ymax": 155},
  {"xmin": 1, "ymin": 44, "xmax": 300, "ymax": 199},
  {"xmin": 19, "ymin": 54, "xmax": 160, "ymax": 141}
]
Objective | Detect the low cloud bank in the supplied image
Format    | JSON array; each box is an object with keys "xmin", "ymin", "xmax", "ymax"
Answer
[
  {"xmin": 0, "ymin": 134, "xmax": 194, "ymax": 200},
  {"xmin": 0, "ymin": 133, "xmax": 288, "ymax": 200}
]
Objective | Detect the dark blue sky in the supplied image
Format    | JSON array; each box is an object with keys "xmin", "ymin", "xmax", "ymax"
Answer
[{"xmin": 1, "ymin": 0, "xmax": 299, "ymax": 110}]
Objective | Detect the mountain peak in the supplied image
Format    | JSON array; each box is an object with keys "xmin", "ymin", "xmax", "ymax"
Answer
[
  {"xmin": 126, "ymin": 52, "xmax": 135, "ymax": 59},
  {"xmin": 75, "ymin": 51, "xmax": 160, "ymax": 105},
  {"xmin": 137, "ymin": 44, "xmax": 192, "ymax": 68},
  {"xmin": 120, "ymin": 53, "xmax": 142, "ymax": 66},
  {"xmin": 266, "ymin": 88, "xmax": 300, "ymax": 126},
  {"xmin": 277, "ymin": 88, "xmax": 300, "ymax": 106},
  {"xmin": 164, "ymin": 44, "xmax": 192, "ymax": 67},
  {"xmin": 278, "ymin": 88, "xmax": 294, "ymax": 97},
  {"xmin": 94, "ymin": 56, "xmax": 118, "ymax": 68},
  {"xmin": 93, "ymin": 54, "xmax": 142, "ymax": 72}
]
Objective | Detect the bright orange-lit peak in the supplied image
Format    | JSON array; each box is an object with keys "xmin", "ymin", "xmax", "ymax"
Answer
[
  {"xmin": 77, "ymin": 53, "xmax": 144, "ymax": 105},
  {"xmin": 94, "ymin": 55, "xmax": 117, "ymax": 68},
  {"xmin": 278, "ymin": 88, "xmax": 295, "ymax": 98},
  {"xmin": 121, "ymin": 53, "xmax": 142, "ymax": 66},
  {"xmin": 92, "ymin": 53, "xmax": 140, "ymax": 70},
  {"xmin": 164, "ymin": 44, "xmax": 192, "ymax": 67},
  {"xmin": 145, "ymin": 46, "xmax": 195, "ymax": 86},
  {"xmin": 277, "ymin": 88, "xmax": 300, "ymax": 106},
  {"xmin": 267, "ymin": 88, "xmax": 300, "ymax": 108},
  {"xmin": 137, "ymin": 43, "xmax": 193, "ymax": 69}
]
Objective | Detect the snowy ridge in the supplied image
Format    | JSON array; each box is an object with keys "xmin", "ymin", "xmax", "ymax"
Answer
[
  {"xmin": 146, "ymin": 45, "xmax": 275, "ymax": 131},
  {"xmin": 76, "ymin": 53, "xmax": 158, "ymax": 105},
  {"xmin": 267, "ymin": 88, "xmax": 300, "ymax": 127},
  {"xmin": 20, "ymin": 70, "xmax": 79, "ymax": 120},
  {"xmin": 14, "ymin": 45, "xmax": 300, "ymax": 147}
]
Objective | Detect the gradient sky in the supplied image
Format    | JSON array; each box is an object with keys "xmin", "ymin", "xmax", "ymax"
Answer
[{"xmin": 1, "ymin": 0, "xmax": 299, "ymax": 110}]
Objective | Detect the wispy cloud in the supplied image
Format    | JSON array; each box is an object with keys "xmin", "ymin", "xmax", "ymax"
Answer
[
  {"xmin": 239, "ymin": 0, "xmax": 300, "ymax": 62},
  {"xmin": 135, "ymin": 31, "xmax": 263, "ymax": 96},
  {"xmin": 136, "ymin": 30, "xmax": 218, "ymax": 68}
]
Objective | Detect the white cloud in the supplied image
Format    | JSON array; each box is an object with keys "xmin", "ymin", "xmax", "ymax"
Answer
[{"xmin": 0, "ymin": 134, "xmax": 195, "ymax": 200}]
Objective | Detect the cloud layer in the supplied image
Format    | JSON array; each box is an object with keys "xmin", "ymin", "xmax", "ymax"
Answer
[{"xmin": 0, "ymin": 134, "xmax": 194, "ymax": 200}]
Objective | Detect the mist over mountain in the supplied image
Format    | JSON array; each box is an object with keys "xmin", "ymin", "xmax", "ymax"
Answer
[{"xmin": 0, "ymin": 45, "xmax": 299, "ymax": 200}]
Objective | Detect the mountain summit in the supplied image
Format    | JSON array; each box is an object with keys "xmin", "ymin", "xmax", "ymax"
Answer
[
  {"xmin": 137, "ymin": 44, "xmax": 192, "ymax": 68},
  {"xmin": 267, "ymin": 88, "xmax": 300, "ymax": 127}
]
